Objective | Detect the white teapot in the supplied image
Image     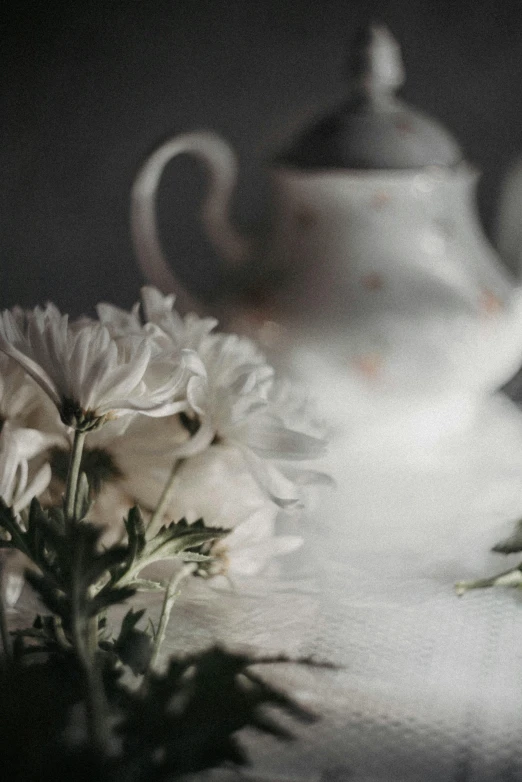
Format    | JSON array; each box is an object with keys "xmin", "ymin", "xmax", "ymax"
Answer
[{"xmin": 131, "ymin": 25, "xmax": 522, "ymax": 439}]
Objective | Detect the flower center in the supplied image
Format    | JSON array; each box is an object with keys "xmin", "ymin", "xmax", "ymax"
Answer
[
  {"xmin": 60, "ymin": 397, "xmax": 107, "ymax": 432},
  {"xmin": 179, "ymin": 411, "xmax": 201, "ymax": 436}
]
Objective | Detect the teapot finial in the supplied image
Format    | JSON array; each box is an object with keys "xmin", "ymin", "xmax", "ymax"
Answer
[
  {"xmin": 349, "ymin": 23, "xmax": 405, "ymax": 102},
  {"xmin": 280, "ymin": 22, "xmax": 462, "ymax": 169}
]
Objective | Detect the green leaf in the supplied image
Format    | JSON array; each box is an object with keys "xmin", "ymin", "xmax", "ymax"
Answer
[
  {"xmin": 179, "ymin": 551, "xmax": 213, "ymax": 562},
  {"xmin": 24, "ymin": 570, "xmax": 69, "ymax": 620},
  {"xmin": 84, "ymin": 544, "xmax": 131, "ymax": 585},
  {"xmin": 140, "ymin": 517, "xmax": 228, "ymax": 567},
  {"xmin": 0, "ymin": 498, "xmax": 33, "ymax": 560},
  {"xmin": 66, "ymin": 520, "xmax": 128, "ymax": 588},
  {"xmin": 27, "ymin": 499, "xmax": 65, "ymax": 567},
  {"xmin": 88, "ymin": 586, "xmax": 137, "ymax": 617},
  {"xmin": 28, "ymin": 502, "xmax": 68, "ymax": 565},
  {"xmin": 123, "ymin": 578, "xmax": 166, "ymax": 592},
  {"xmin": 455, "ymin": 564, "xmax": 522, "ymax": 595}
]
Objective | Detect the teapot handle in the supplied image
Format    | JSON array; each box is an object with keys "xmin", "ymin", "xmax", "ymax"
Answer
[{"xmin": 130, "ymin": 131, "xmax": 252, "ymax": 313}]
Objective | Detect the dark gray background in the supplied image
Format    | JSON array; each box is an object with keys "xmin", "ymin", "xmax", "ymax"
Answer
[{"xmin": 2, "ymin": 0, "xmax": 522, "ymax": 317}]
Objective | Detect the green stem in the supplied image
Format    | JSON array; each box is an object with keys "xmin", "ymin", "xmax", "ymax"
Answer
[
  {"xmin": 71, "ymin": 580, "xmax": 108, "ymax": 754},
  {"xmin": 455, "ymin": 564, "xmax": 522, "ymax": 595},
  {"xmin": 148, "ymin": 562, "xmax": 196, "ymax": 672},
  {"xmin": 147, "ymin": 458, "xmax": 185, "ymax": 538},
  {"xmin": 65, "ymin": 429, "xmax": 87, "ymax": 523}
]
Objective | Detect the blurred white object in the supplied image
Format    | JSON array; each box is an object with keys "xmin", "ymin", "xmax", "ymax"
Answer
[{"xmin": 131, "ymin": 24, "xmax": 522, "ymax": 443}]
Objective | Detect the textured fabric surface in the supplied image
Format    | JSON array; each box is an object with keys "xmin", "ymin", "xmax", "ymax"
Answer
[
  {"xmin": 197, "ymin": 394, "xmax": 522, "ymax": 781},
  {"xmin": 11, "ymin": 394, "xmax": 522, "ymax": 781}
]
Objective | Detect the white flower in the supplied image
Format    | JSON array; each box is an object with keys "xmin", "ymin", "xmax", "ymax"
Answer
[
  {"xmin": 97, "ymin": 287, "xmax": 218, "ymax": 353},
  {"xmin": 98, "ymin": 288, "xmax": 328, "ymax": 509},
  {"xmin": 0, "ymin": 355, "xmax": 50, "ymax": 428},
  {"xmin": 0, "ymin": 423, "xmax": 54, "ymax": 610},
  {"xmin": 150, "ymin": 445, "xmax": 302, "ymax": 578},
  {"xmin": 140, "ymin": 286, "xmax": 219, "ymax": 350},
  {"xmin": 208, "ymin": 510, "xmax": 303, "ymax": 579},
  {"xmin": 0, "ymin": 303, "xmax": 191, "ymax": 430},
  {"xmin": 96, "ymin": 289, "xmax": 331, "ymax": 579},
  {"xmin": 158, "ymin": 444, "xmax": 278, "ymax": 528},
  {"xmin": 182, "ymin": 332, "xmax": 327, "ymax": 506},
  {"xmin": 0, "ymin": 421, "xmax": 52, "ymax": 513}
]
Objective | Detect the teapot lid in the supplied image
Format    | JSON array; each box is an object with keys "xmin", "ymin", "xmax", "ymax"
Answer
[{"xmin": 278, "ymin": 24, "xmax": 463, "ymax": 170}]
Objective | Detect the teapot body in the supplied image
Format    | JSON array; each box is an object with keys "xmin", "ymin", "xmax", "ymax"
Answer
[
  {"xmin": 130, "ymin": 24, "xmax": 522, "ymax": 446},
  {"xmin": 130, "ymin": 134, "xmax": 522, "ymax": 412},
  {"xmin": 264, "ymin": 163, "xmax": 522, "ymax": 398}
]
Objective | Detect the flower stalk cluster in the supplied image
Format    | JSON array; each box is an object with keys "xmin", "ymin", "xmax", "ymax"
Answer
[{"xmin": 0, "ymin": 287, "xmax": 331, "ymax": 773}]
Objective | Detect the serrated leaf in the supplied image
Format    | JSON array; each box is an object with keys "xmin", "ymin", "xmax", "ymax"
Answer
[
  {"xmin": 0, "ymin": 498, "xmax": 33, "ymax": 560},
  {"xmin": 179, "ymin": 552, "xmax": 213, "ymax": 563},
  {"xmin": 88, "ymin": 585, "xmax": 137, "ymax": 616},
  {"xmin": 124, "ymin": 578, "xmax": 166, "ymax": 592},
  {"xmin": 84, "ymin": 545, "xmax": 130, "ymax": 585},
  {"xmin": 29, "ymin": 506, "xmax": 68, "ymax": 563},
  {"xmin": 65, "ymin": 520, "xmax": 128, "ymax": 588},
  {"xmin": 141, "ymin": 518, "xmax": 228, "ymax": 564},
  {"xmin": 115, "ymin": 518, "xmax": 228, "ymax": 586},
  {"xmin": 25, "ymin": 570, "xmax": 69, "ymax": 620}
]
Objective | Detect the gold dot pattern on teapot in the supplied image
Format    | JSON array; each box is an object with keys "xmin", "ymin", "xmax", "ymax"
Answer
[
  {"xmin": 361, "ymin": 273, "xmax": 385, "ymax": 291},
  {"xmin": 479, "ymin": 288, "xmax": 503, "ymax": 316},
  {"xmin": 371, "ymin": 191, "xmax": 391, "ymax": 209},
  {"xmin": 353, "ymin": 353, "xmax": 383, "ymax": 379},
  {"xmin": 395, "ymin": 118, "xmax": 414, "ymax": 135}
]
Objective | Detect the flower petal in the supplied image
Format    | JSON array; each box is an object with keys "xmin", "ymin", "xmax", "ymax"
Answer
[{"xmin": 0, "ymin": 335, "xmax": 60, "ymax": 407}]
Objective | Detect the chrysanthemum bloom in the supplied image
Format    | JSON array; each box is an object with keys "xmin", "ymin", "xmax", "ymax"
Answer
[
  {"xmin": 98, "ymin": 288, "xmax": 322, "ymax": 498},
  {"xmin": 97, "ymin": 287, "xmax": 218, "ymax": 352},
  {"xmin": 0, "ymin": 303, "xmax": 191, "ymax": 432},
  {"xmin": 0, "ymin": 421, "xmax": 56, "ymax": 609},
  {"xmin": 150, "ymin": 445, "xmax": 303, "ymax": 579},
  {"xmin": 100, "ymin": 287, "xmax": 329, "ymax": 499},
  {"xmin": 0, "ymin": 421, "xmax": 53, "ymax": 514},
  {"xmin": 205, "ymin": 510, "xmax": 302, "ymax": 580},
  {"xmin": 96, "ymin": 289, "xmax": 331, "ymax": 574},
  {"xmin": 0, "ymin": 352, "xmax": 66, "ymax": 454}
]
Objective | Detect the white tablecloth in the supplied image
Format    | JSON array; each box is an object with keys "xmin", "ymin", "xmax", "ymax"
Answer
[
  {"xmin": 12, "ymin": 394, "xmax": 522, "ymax": 781},
  {"xmin": 173, "ymin": 393, "xmax": 522, "ymax": 782}
]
